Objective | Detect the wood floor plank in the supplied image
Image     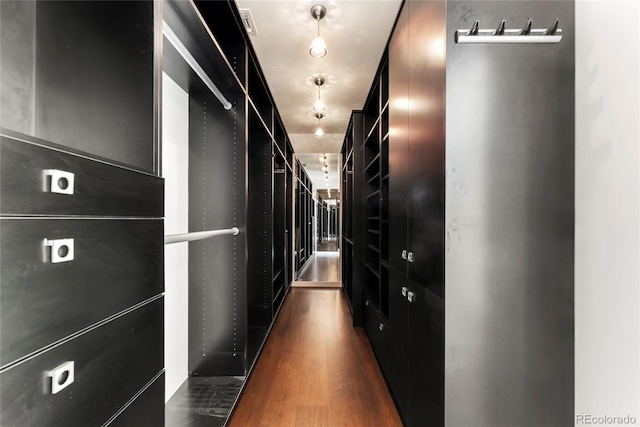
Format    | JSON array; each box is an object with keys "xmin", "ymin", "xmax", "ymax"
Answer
[{"xmin": 227, "ymin": 288, "xmax": 402, "ymax": 427}]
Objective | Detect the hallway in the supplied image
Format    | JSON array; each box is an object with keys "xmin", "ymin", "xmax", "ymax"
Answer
[
  {"xmin": 296, "ymin": 252, "xmax": 340, "ymax": 282},
  {"xmin": 227, "ymin": 288, "xmax": 402, "ymax": 427}
]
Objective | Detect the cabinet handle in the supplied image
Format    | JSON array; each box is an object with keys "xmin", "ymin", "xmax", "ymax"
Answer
[
  {"xmin": 401, "ymin": 250, "xmax": 407, "ymax": 260},
  {"xmin": 43, "ymin": 169, "xmax": 75, "ymax": 195},
  {"xmin": 43, "ymin": 238, "xmax": 75, "ymax": 263},
  {"xmin": 379, "ymin": 323, "xmax": 384, "ymax": 332},
  {"xmin": 45, "ymin": 361, "xmax": 74, "ymax": 394},
  {"xmin": 401, "ymin": 286, "xmax": 408, "ymax": 297},
  {"xmin": 407, "ymin": 291, "xmax": 416, "ymax": 303},
  {"xmin": 407, "ymin": 252, "xmax": 415, "ymax": 263},
  {"xmin": 365, "ymin": 300, "xmax": 370, "ymax": 306}
]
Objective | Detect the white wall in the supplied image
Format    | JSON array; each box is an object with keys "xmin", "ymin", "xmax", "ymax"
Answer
[
  {"xmin": 575, "ymin": 1, "xmax": 640, "ymax": 423},
  {"xmin": 162, "ymin": 73, "xmax": 190, "ymax": 402}
]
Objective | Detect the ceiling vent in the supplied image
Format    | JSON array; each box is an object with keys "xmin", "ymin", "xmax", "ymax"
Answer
[{"xmin": 239, "ymin": 9, "xmax": 258, "ymax": 36}]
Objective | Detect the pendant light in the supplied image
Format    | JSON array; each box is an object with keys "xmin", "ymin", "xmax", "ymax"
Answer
[
  {"xmin": 315, "ymin": 112, "xmax": 324, "ymax": 137},
  {"xmin": 309, "ymin": 5, "xmax": 327, "ymax": 58},
  {"xmin": 313, "ymin": 76, "xmax": 326, "ymax": 112}
]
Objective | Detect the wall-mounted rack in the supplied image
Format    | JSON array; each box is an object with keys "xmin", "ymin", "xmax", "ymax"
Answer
[{"xmin": 455, "ymin": 18, "xmax": 562, "ymax": 44}]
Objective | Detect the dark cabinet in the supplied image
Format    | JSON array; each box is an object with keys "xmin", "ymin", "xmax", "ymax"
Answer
[
  {"xmin": 0, "ymin": 1, "xmax": 164, "ymax": 424},
  {"xmin": 164, "ymin": 0, "xmax": 295, "ymax": 394},
  {"xmin": 0, "ymin": 1, "xmax": 158, "ymax": 174},
  {"xmin": 295, "ymin": 160, "xmax": 315, "ymax": 277},
  {"xmin": 346, "ymin": 1, "xmax": 575, "ymax": 426},
  {"xmin": 341, "ymin": 113, "xmax": 364, "ymax": 325}
]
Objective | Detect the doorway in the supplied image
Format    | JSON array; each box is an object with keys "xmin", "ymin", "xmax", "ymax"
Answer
[{"xmin": 293, "ymin": 153, "xmax": 341, "ymax": 285}]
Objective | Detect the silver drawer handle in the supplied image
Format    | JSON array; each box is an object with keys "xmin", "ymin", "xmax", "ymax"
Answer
[
  {"xmin": 43, "ymin": 169, "xmax": 75, "ymax": 195},
  {"xmin": 407, "ymin": 252, "xmax": 415, "ymax": 262},
  {"xmin": 407, "ymin": 291, "xmax": 416, "ymax": 303},
  {"xmin": 45, "ymin": 361, "xmax": 74, "ymax": 394},
  {"xmin": 401, "ymin": 250, "xmax": 407, "ymax": 260},
  {"xmin": 401, "ymin": 286, "xmax": 408, "ymax": 297},
  {"xmin": 379, "ymin": 323, "xmax": 384, "ymax": 332},
  {"xmin": 44, "ymin": 238, "xmax": 75, "ymax": 263}
]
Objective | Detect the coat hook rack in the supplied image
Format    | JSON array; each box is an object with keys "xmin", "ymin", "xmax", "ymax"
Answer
[{"xmin": 455, "ymin": 18, "xmax": 562, "ymax": 44}]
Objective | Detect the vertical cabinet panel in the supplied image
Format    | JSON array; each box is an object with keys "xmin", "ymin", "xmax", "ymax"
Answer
[
  {"xmin": 407, "ymin": 285, "xmax": 444, "ymax": 426},
  {"xmin": 388, "ymin": 2, "xmax": 409, "ymax": 275},
  {"xmin": 406, "ymin": 0, "xmax": 446, "ymax": 298}
]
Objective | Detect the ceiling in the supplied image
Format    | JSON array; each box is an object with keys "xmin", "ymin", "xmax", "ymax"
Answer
[{"xmin": 234, "ymin": 0, "xmax": 402, "ymax": 191}]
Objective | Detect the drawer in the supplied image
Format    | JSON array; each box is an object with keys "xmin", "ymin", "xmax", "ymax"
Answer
[
  {"xmin": 0, "ymin": 135, "xmax": 163, "ymax": 217},
  {"xmin": 110, "ymin": 372, "xmax": 165, "ymax": 427},
  {"xmin": 0, "ymin": 218, "xmax": 163, "ymax": 366},
  {"xmin": 362, "ymin": 295, "xmax": 387, "ymax": 355},
  {"xmin": 0, "ymin": 298, "xmax": 163, "ymax": 427}
]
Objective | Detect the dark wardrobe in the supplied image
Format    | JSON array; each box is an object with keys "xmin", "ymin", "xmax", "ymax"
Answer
[
  {"xmin": 341, "ymin": 1, "xmax": 575, "ymax": 426},
  {"xmin": 0, "ymin": 1, "xmax": 164, "ymax": 425}
]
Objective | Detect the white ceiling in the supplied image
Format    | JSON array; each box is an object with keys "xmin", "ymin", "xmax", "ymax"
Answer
[{"xmin": 234, "ymin": 0, "xmax": 402, "ymax": 189}]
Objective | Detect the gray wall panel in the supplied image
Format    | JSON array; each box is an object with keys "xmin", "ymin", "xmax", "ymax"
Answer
[
  {"xmin": 445, "ymin": 2, "xmax": 574, "ymax": 426},
  {"xmin": 0, "ymin": 1, "xmax": 36, "ymax": 135}
]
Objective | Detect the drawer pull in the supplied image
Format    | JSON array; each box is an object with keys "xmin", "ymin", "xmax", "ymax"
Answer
[
  {"xmin": 401, "ymin": 250, "xmax": 407, "ymax": 260},
  {"xmin": 45, "ymin": 361, "xmax": 74, "ymax": 394},
  {"xmin": 407, "ymin": 291, "xmax": 416, "ymax": 303},
  {"xmin": 44, "ymin": 238, "xmax": 75, "ymax": 263},
  {"xmin": 43, "ymin": 169, "xmax": 75, "ymax": 195},
  {"xmin": 379, "ymin": 323, "xmax": 384, "ymax": 332},
  {"xmin": 407, "ymin": 252, "xmax": 415, "ymax": 262},
  {"xmin": 401, "ymin": 286, "xmax": 408, "ymax": 297}
]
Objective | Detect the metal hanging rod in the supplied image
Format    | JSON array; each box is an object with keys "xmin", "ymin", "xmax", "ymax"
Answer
[
  {"xmin": 164, "ymin": 227, "xmax": 240, "ymax": 245},
  {"xmin": 163, "ymin": 22, "xmax": 233, "ymax": 110},
  {"xmin": 455, "ymin": 18, "xmax": 562, "ymax": 44}
]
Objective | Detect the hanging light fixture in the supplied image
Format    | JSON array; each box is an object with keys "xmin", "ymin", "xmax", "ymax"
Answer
[
  {"xmin": 309, "ymin": 5, "xmax": 327, "ymax": 58},
  {"xmin": 313, "ymin": 76, "xmax": 326, "ymax": 112},
  {"xmin": 315, "ymin": 112, "xmax": 324, "ymax": 137}
]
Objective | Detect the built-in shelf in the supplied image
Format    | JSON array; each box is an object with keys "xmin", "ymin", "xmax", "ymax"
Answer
[{"xmin": 365, "ymin": 262, "xmax": 380, "ymax": 278}]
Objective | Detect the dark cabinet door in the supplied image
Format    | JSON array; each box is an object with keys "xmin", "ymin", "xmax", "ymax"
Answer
[
  {"xmin": 386, "ymin": 266, "xmax": 409, "ymax": 420},
  {"xmin": 388, "ymin": 2, "xmax": 409, "ymax": 275},
  {"xmin": 407, "ymin": 284, "xmax": 444, "ymax": 427},
  {"xmin": 406, "ymin": 0, "xmax": 446, "ymax": 299}
]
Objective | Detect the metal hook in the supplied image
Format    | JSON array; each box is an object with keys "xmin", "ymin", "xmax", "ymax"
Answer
[
  {"xmin": 494, "ymin": 20, "xmax": 506, "ymax": 36},
  {"xmin": 544, "ymin": 18, "xmax": 559, "ymax": 35},
  {"xmin": 518, "ymin": 18, "xmax": 533, "ymax": 35},
  {"xmin": 469, "ymin": 20, "xmax": 479, "ymax": 36}
]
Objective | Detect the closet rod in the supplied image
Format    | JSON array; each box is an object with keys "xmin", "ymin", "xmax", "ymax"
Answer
[
  {"xmin": 164, "ymin": 227, "xmax": 240, "ymax": 245},
  {"xmin": 163, "ymin": 22, "xmax": 233, "ymax": 110}
]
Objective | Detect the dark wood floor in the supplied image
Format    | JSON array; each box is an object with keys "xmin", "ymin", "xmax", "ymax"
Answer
[
  {"xmin": 227, "ymin": 288, "xmax": 402, "ymax": 427},
  {"xmin": 317, "ymin": 240, "xmax": 338, "ymax": 251},
  {"xmin": 296, "ymin": 252, "xmax": 340, "ymax": 282}
]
